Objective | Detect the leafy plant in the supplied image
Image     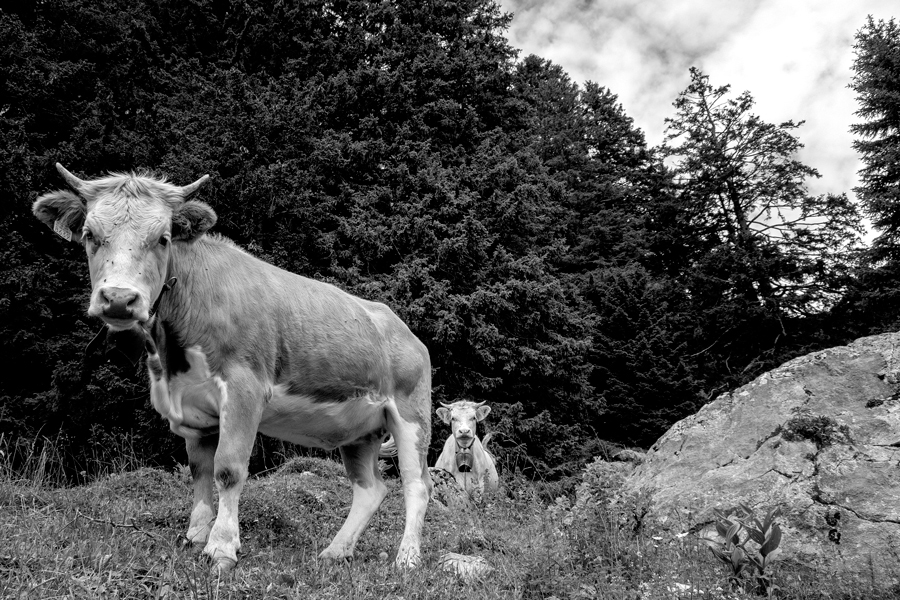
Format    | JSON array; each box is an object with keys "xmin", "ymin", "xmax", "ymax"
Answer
[
  {"xmin": 780, "ymin": 409, "xmax": 850, "ymax": 448},
  {"xmin": 703, "ymin": 504, "xmax": 783, "ymax": 597}
]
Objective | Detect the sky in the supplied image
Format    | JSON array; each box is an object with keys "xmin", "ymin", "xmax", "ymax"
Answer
[{"xmin": 498, "ymin": 0, "xmax": 896, "ymax": 201}]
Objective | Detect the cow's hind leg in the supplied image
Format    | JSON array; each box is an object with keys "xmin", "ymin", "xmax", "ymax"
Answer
[
  {"xmin": 203, "ymin": 367, "xmax": 265, "ymax": 571},
  {"xmin": 386, "ymin": 381, "xmax": 432, "ymax": 568},
  {"xmin": 185, "ymin": 433, "xmax": 218, "ymax": 546},
  {"xmin": 319, "ymin": 433, "xmax": 388, "ymax": 561}
]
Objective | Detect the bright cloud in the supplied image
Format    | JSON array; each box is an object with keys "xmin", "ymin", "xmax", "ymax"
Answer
[{"xmin": 499, "ymin": 0, "xmax": 896, "ymax": 199}]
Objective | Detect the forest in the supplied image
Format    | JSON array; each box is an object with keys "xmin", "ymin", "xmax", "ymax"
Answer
[{"xmin": 1, "ymin": 1, "xmax": 899, "ymax": 480}]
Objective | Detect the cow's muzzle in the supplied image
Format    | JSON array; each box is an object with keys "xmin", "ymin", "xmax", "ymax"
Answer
[
  {"xmin": 454, "ymin": 434, "xmax": 474, "ymax": 449},
  {"xmin": 98, "ymin": 286, "xmax": 141, "ymax": 321}
]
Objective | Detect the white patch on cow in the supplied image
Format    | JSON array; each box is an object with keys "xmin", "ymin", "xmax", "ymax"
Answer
[
  {"xmin": 149, "ymin": 374, "xmax": 173, "ymax": 426},
  {"xmin": 149, "ymin": 345, "xmax": 222, "ymax": 438},
  {"xmin": 186, "ymin": 498, "xmax": 215, "ymax": 545},
  {"xmin": 205, "ymin": 481, "xmax": 243, "ymax": 570}
]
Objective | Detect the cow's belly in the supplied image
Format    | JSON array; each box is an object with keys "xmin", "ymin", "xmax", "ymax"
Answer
[
  {"xmin": 258, "ymin": 384, "xmax": 388, "ymax": 450},
  {"xmin": 150, "ymin": 346, "xmax": 387, "ymax": 447}
]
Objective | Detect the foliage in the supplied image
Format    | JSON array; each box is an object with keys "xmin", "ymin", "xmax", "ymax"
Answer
[
  {"xmin": 648, "ymin": 68, "xmax": 865, "ymax": 431},
  {"xmin": 839, "ymin": 17, "xmax": 900, "ymax": 339},
  {"xmin": 662, "ymin": 67, "xmax": 863, "ymax": 316},
  {"xmin": 546, "ymin": 455, "xmax": 655, "ymax": 584},
  {"xmin": 0, "ymin": 0, "xmax": 599, "ymax": 473},
  {"xmin": 702, "ymin": 505, "xmax": 783, "ymax": 597},
  {"xmin": 587, "ymin": 267, "xmax": 702, "ymax": 446},
  {"xmin": 0, "ymin": 1, "xmax": 875, "ymax": 478},
  {"xmin": 547, "ymin": 457, "xmax": 631, "ymax": 528},
  {"xmin": 778, "ymin": 409, "xmax": 850, "ymax": 449},
  {"xmin": 850, "ymin": 16, "xmax": 900, "ymax": 254}
]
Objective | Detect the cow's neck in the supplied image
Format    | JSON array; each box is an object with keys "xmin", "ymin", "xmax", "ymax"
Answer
[{"xmin": 151, "ymin": 235, "xmax": 230, "ymax": 361}]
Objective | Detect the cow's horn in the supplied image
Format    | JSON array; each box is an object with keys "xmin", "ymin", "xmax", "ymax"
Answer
[
  {"xmin": 180, "ymin": 174, "xmax": 210, "ymax": 197},
  {"xmin": 56, "ymin": 163, "xmax": 86, "ymax": 192},
  {"xmin": 474, "ymin": 401, "xmax": 487, "ymax": 407},
  {"xmin": 439, "ymin": 402, "xmax": 454, "ymax": 408}
]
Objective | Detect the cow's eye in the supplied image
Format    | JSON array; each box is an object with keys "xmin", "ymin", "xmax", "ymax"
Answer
[
  {"xmin": 83, "ymin": 230, "xmax": 97, "ymax": 246},
  {"xmin": 159, "ymin": 235, "xmax": 170, "ymax": 247}
]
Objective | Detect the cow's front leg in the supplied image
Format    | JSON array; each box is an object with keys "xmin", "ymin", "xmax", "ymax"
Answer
[
  {"xmin": 320, "ymin": 433, "xmax": 388, "ymax": 561},
  {"xmin": 203, "ymin": 368, "xmax": 265, "ymax": 571},
  {"xmin": 185, "ymin": 433, "xmax": 217, "ymax": 546}
]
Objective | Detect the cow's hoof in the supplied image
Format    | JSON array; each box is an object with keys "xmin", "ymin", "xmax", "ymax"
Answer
[
  {"xmin": 318, "ymin": 547, "xmax": 353, "ymax": 562},
  {"xmin": 210, "ymin": 556, "xmax": 237, "ymax": 573},
  {"xmin": 179, "ymin": 533, "xmax": 208, "ymax": 551},
  {"xmin": 203, "ymin": 545, "xmax": 238, "ymax": 573},
  {"xmin": 185, "ymin": 528, "xmax": 211, "ymax": 548},
  {"xmin": 394, "ymin": 548, "xmax": 421, "ymax": 569}
]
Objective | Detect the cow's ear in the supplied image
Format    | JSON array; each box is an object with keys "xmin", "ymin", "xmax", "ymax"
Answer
[
  {"xmin": 436, "ymin": 407, "xmax": 451, "ymax": 424},
  {"xmin": 172, "ymin": 200, "xmax": 217, "ymax": 242},
  {"xmin": 33, "ymin": 190, "xmax": 86, "ymax": 244},
  {"xmin": 475, "ymin": 405, "xmax": 491, "ymax": 421}
]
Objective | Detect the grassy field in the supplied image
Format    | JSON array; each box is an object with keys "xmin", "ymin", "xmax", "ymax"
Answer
[{"xmin": 0, "ymin": 438, "xmax": 896, "ymax": 600}]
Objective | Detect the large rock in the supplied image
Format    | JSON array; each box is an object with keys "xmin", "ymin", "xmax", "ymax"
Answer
[{"xmin": 626, "ymin": 332, "xmax": 900, "ymax": 582}]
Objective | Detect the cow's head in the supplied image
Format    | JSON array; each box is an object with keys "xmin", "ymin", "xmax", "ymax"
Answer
[
  {"xmin": 436, "ymin": 401, "xmax": 491, "ymax": 449},
  {"xmin": 33, "ymin": 163, "xmax": 214, "ymax": 331}
]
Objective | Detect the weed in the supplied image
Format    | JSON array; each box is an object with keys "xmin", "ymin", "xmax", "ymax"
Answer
[
  {"xmin": 703, "ymin": 504, "xmax": 783, "ymax": 597},
  {"xmin": 779, "ymin": 409, "xmax": 851, "ymax": 448}
]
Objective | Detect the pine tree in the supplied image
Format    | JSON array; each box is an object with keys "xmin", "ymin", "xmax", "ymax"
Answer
[
  {"xmin": 662, "ymin": 68, "xmax": 862, "ymax": 316},
  {"xmin": 850, "ymin": 16, "xmax": 900, "ymax": 256},
  {"xmin": 831, "ymin": 17, "xmax": 900, "ymax": 337}
]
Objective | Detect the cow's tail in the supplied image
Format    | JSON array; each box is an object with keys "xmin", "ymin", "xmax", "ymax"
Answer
[
  {"xmin": 481, "ymin": 432, "xmax": 494, "ymax": 451},
  {"xmin": 379, "ymin": 433, "xmax": 398, "ymax": 458}
]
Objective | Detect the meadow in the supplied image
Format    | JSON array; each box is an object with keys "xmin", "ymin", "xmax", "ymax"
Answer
[{"xmin": 0, "ymin": 435, "xmax": 895, "ymax": 600}]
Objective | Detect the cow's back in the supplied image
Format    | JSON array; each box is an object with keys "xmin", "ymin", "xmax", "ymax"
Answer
[{"xmin": 166, "ymin": 235, "xmax": 428, "ymax": 402}]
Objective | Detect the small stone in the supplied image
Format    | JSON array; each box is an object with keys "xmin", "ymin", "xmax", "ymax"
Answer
[
  {"xmin": 378, "ymin": 551, "xmax": 389, "ymax": 561},
  {"xmin": 438, "ymin": 552, "xmax": 494, "ymax": 581}
]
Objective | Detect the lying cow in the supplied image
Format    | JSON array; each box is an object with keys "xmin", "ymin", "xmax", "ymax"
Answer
[
  {"xmin": 32, "ymin": 164, "xmax": 432, "ymax": 570},
  {"xmin": 433, "ymin": 401, "xmax": 498, "ymax": 495}
]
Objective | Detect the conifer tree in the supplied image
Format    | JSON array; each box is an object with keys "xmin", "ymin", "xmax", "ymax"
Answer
[
  {"xmin": 850, "ymin": 16, "xmax": 900, "ymax": 256},
  {"xmin": 662, "ymin": 68, "xmax": 862, "ymax": 316}
]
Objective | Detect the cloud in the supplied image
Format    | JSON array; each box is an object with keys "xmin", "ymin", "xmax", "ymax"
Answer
[{"xmin": 499, "ymin": 0, "xmax": 897, "ymax": 199}]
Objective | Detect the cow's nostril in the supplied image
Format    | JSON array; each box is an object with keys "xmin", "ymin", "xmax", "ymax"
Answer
[{"xmin": 99, "ymin": 287, "xmax": 139, "ymax": 319}]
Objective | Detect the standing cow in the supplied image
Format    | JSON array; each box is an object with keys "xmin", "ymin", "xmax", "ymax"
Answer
[
  {"xmin": 433, "ymin": 400, "xmax": 499, "ymax": 495},
  {"xmin": 32, "ymin": 164, "xmax": 433, "ymax": 570}
]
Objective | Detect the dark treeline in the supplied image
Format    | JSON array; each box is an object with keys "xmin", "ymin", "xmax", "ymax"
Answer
[{"xmin": 2, "ymin": 2, "xmax": 898, "ymax": 479}]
